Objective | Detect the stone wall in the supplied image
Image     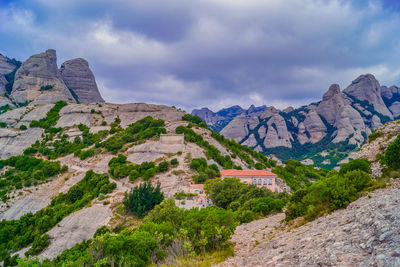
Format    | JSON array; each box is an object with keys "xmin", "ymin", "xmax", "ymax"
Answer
[{"xmin": 160, "ymin": 134, "xmax": 184, "ymax": 145}]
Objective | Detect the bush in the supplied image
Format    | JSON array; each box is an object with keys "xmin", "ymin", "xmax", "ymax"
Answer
[
  {"xmin": 170, "ymin": 158, "xmax": 179, "ymax": 166},
  {"xmin": 285, "ymin": 168, "xmax": 372, "ymax": 222},
  {"xmin": 158, "ymin": 161, "xmax": 169, "ymax": 172},
  {"xmin": 40, "ymin": 85, "xmax": 53, "ymax": 91},
  {"xmin": 385, "ymin": 134, "xmax": 400, "ymax": 169},
  {"xmin": 123, "ymin": 181, "xmax": 164, "ymax": 218},
  {"xmin": 19, "ymin": 125, "xmax": 27, "ymax": 130},
  {"xmin": 339, "ymin": 159, "xmax": 371, "ymax": 175}
]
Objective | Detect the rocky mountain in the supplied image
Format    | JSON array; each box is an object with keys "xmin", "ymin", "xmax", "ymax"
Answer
[
  {"xmin": 0, "ymin": 49, "xmax": 105, "ymax": 106},
  {"xmin": 192, "ymin": 104, "xmax": 267, "ymax": 132},
  {"xmin": 193, "ymin": 74, "xmax": 400, "ymax": 168},
  {"xmin": 59, "ymin": 58, "xmax": 104, "ymax": 103}
]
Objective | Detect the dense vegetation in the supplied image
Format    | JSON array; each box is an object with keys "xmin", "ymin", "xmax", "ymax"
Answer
[
  {"xmin": 189, "ymin": 157, "xmax": 220, "ymax": 183},
  {"xmin": 0, "ymin": 170, "xmax": 116, "ymax": 265},
  {"xmin": 272, "ymin": 159, "xmax": 328, "ymax": 191},
  {"xmin": 108, "ymin": 154, "xmax": 173, "ymax": 182},
  {"xmin": 0, "ymin": 155, "xmax": 66, "ymax": 202},
  {"xmin": 21, "ymin": 200, "xmax": 236, "ymax": 266},
  {"xmin": 25, "ymin": 123, "xmax": 108, "ymax": 160},
  {"xmin": 206, "ymin": 178, "xmax": 288, "ymax": 223},
  {"xmin": 176, "ymin": 125, "xmax": 240, "ymax": 170},
  {"xmin": 123, "ymin": 181, "xmax": 164, "ymax": 218},
  {"xmin": 100, "ymin": 116, "xmax": 166, "ymax": 154},
  {"xmin": 284, "ymin": 159, "xmax": 377, "ymax": 222},
  {"xmin": 182, "ymin": 114, "xmax": 207, "ymax": 128}
]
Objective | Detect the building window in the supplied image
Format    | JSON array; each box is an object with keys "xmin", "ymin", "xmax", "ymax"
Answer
[
  {"xmin": 268, "ymin": 179, "xmax": 273, "ymax": 185},
  {"xmin": 258, "ymin": 178, "xmax": 262, "ymax": 185},
  {"xmin": 263, "ymin": 179, "xmax": 267, "ymax": 185},
  {"xmin": 253, "ymin": 179, "xmax": 257, "ymax": 185},
  {"xmin": 243, "ymin": 181, "xmax": 247, "ymax": 184}
]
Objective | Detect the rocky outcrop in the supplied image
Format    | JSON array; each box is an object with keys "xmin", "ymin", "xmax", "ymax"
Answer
[
  {"xmin": 220, "ymin": 114, "xmax": 249, "ymax": 142},
  {"xmin": 0, "ymin": 54, "xmax": 17, "ymax": 95},
  {"xmin": 10, "ymin": 49, "xmax": 76, "ymax": 104},
  {"xmin": 60, "ymin": 58, "xmax": 104, "ymax": 103},
  {"xmin": 262, "ymin": 114, "xmax": 293, "ymax": 148},
  {"xmin": 303, "ymin": 110, "xmax": 327, "ymax": 143},
  {"xmin": 344, "ymin": 74, "xmax": 393, "ymax": 119}
]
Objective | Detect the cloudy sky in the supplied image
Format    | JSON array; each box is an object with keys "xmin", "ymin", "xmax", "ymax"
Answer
[{"xmin": 1, "ymin": 0, "xmax": 400, "ymax": 112}]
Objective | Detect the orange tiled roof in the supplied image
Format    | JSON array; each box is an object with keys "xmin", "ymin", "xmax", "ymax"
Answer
[{"xmin": 220, "ymin": 169, "xmax": 277, "ymax": 177}]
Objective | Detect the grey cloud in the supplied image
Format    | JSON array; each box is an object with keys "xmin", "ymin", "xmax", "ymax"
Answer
[{"xmin": 1, "ymin": 0, "xmax": 400, "ymax": 112}]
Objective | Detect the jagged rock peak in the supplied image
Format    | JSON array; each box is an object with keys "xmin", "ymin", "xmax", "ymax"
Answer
[
  {"xmin": 283, "ymin": 106, "xmax": 294, "ymax": 113},
  {"xmin": 10, "ymin": 49, "xmax": 76, "ymax": 104},
  {"xmin": 60, "ymin": 58, "xmax": 104, "ymax": 103},
  {"xmin": 0, "ymin": 54, "xmax": 16, "ymax": 75},
  {"xmin": 322, "ymin": 84, "xmax": 341, "ymax": 101},
  {"xmin": 344, "ymin": 73, "xmax": 393, "ymax": 119}
]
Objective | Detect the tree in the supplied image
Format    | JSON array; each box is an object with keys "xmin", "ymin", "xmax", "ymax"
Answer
[{"xmin": 123, "ymin": 181, "xmax": 164, "ymax": 218}]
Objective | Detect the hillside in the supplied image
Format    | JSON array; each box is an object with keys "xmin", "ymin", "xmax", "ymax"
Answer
[
  {"xmin": 193, "ymin": 75, "xmax": 400, "ymax": 168},
  {"xmin": 0, "ymin": 49, "xmax": 398, "ymax": 266},
  {"xmin": 220, "ymin": 183, "xmax": 400, "ymax": 266},
  {"xmin": 0, "ymin": 100, "xmax": 281, "ymax": 264}
]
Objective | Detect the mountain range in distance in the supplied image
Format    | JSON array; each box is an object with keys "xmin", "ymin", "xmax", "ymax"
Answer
[{"xmin": 192, "ymin": 74, "xmax": 400, "ymax": 168}]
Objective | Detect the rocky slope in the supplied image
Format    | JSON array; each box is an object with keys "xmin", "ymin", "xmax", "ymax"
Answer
[
  {"xmin": 194, "ymin": 74, "xmax": 400, "ymax": 168},
  {"xmin": 220, "ymin": 182, "xmax": 400, "ymax": 267}
]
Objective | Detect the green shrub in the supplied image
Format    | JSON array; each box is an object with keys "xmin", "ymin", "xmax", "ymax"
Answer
[
  {"xmin": 158, "ymin": 161, "xmax": 169, "ymax": 172},
  {"xmin": 170, "ymin": 158, "xmax": 179, "ymax": 166},
  {"xmin": 19, "ymin": 125, "xmax": 27, "ymax": 130},
  {"xmin": 40, "ymin": 85, "xmax": 53, "ymax": 91},
  {"xmin": 385, "ymin": 134, "xmax": 400, "ymax": 169},
  {"xmin": 123, "ymin": 181, "xmax": 164, "ymax": 218}
]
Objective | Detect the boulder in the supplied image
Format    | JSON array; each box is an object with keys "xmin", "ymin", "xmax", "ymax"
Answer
[{"xmin": 59, "ymin": 58, "xmax": 104, "ymax": 103}]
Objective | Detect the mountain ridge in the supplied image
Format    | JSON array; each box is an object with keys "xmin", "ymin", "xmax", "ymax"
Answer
[{"xmin": 192, "ymin": 74, "xmax": 400, "ymax": 168}]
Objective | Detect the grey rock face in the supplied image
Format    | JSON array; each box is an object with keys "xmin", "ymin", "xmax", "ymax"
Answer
[
  {"xmin": 263, "ymin": 114, "xmax": 293, "ymax": 148},
  {"xmin": 344, "ymin": 74, "xmax": 393, "ymax": 119},
  {"xmin": 0, "ymin": 54, "xmax": 17, "ymax": 95},
  {"xmin": 10, "ymin": 49, "xmax": 76, "ymax": 104},
  {"xmin": 303, "ymin": 110, "xmax": 327, "ymax": 143},
  {"xmin": 0, "ymin": 54, "xmax": 16, "ymax": 75},
  {"xmin": 220, "ymin": 114, "xmax": 249, "ymax": 142},
  {"xmin": 60, "ymin": 58, "xmax": 104, "ymax": 103}
]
